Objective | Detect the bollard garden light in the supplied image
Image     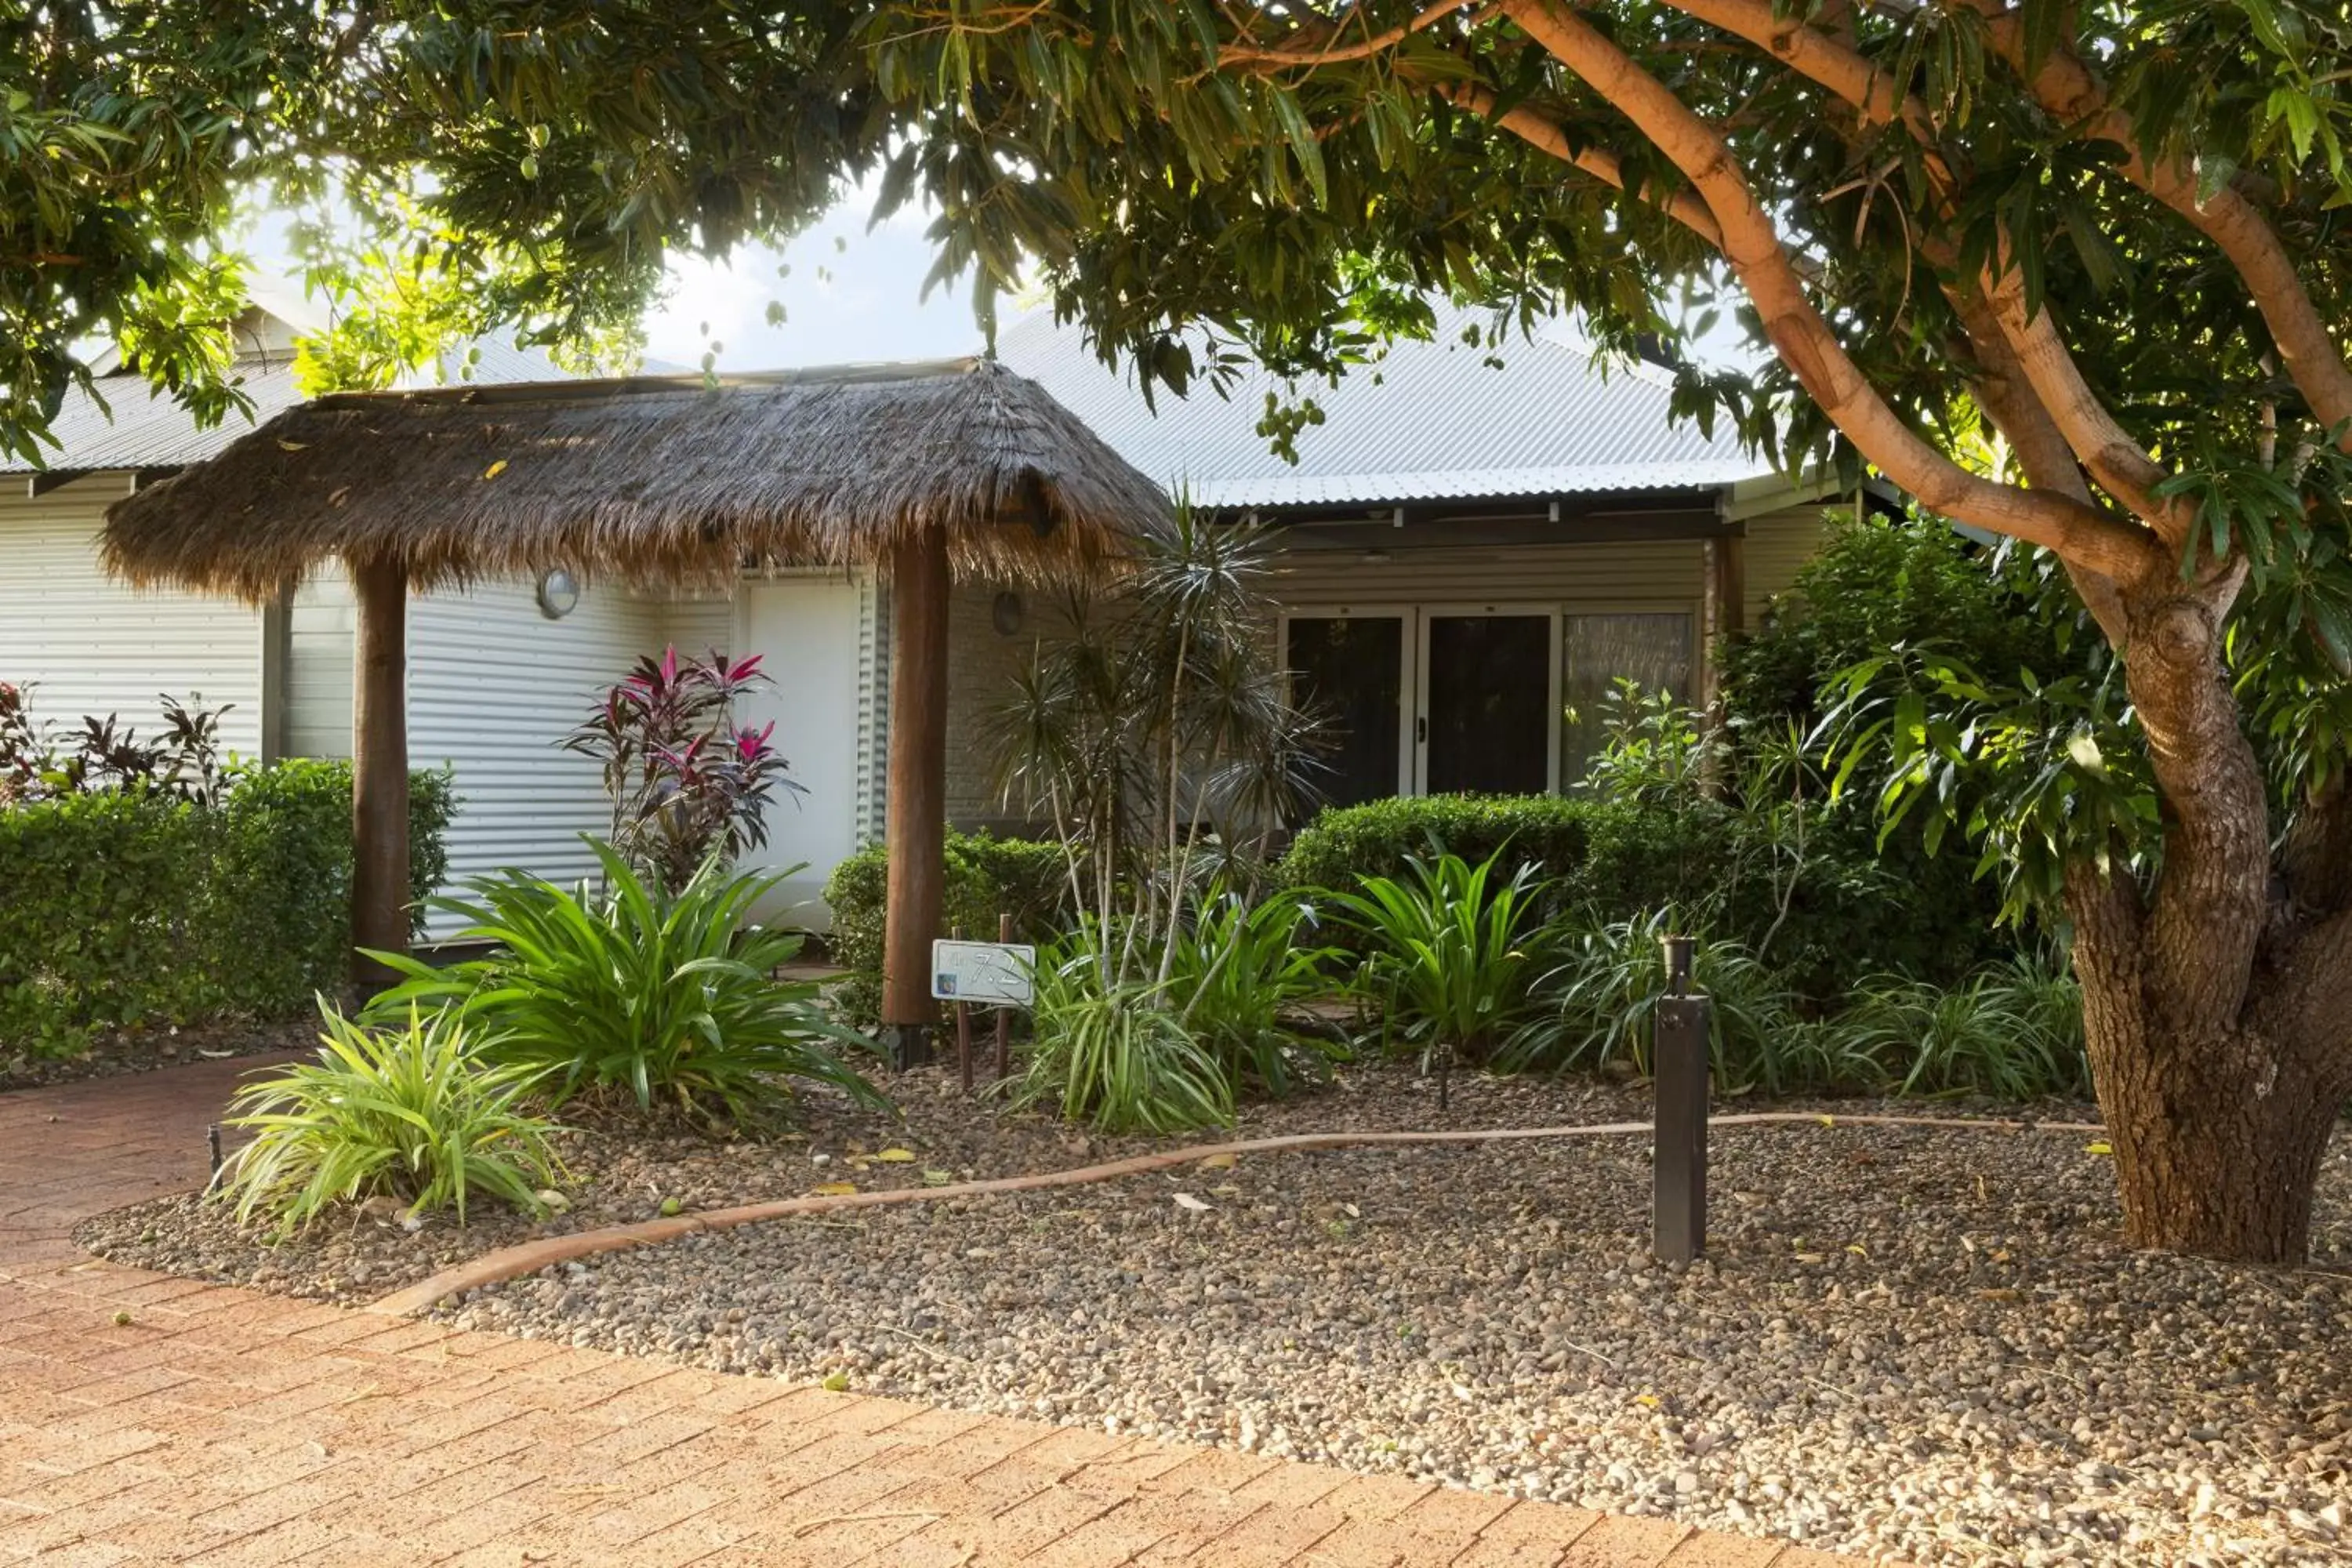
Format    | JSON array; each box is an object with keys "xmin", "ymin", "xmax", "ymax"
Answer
[{"xmin": 1652, "ymin": 933, "xmax": 1710, "ymax": 1265}]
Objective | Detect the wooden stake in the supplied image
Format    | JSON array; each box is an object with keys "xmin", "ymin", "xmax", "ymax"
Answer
[
  {"xmin": 350, "ymin": 556, "xmax": 411, "ymax": 993},
  {"xmin": 880, "ymin": 525, "xmax": 951, "ymax": 1065}
]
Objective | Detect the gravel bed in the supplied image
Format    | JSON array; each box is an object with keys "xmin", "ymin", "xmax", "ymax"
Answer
[
  {"xmin": 1, "ymin": 1017, "xmax": 309, "ymax": 1094},
  {"xmin": 437, "ymin": 1108, "xmax": 2350, "ymax": 1568},
  {"xmin": 76, "ymin": 1063, "xmax": 1675, "ymax": 1303}
]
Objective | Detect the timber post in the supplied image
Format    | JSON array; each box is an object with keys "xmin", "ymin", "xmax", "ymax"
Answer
[
  {"xmin": 350, "ymin": 556, "xmax": 412, "ymax": 993},
  {"xmin": 881, "ymin": 523, "xmax": 951, "ymax": 1067}
]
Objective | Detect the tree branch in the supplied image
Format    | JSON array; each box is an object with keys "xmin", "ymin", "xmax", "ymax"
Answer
[
  {"xmin": 1499, "ymin": 0, "xmax": 2155, "ymax": 580},
  {"xmin": 1942, "ymin": 277, "xmax": 2131, "ymax": 640},
  {"xmin": 1222, "ymin": 0, "xmax": 1482, "ymax": 67},
  {"xmin": 1644, "ymin": 0, "xmax": 2187, "ymax": 548},
  {"xmin": 1434, "ymin": 80, "xmax": 1725, "ymax": 249},
  {"xmin": 1963, "ymin": 4, "xmax": 2352, "ymax": 445},
  {"xmin": 1973, "ymin": 252, "xmax": 2193, "ymax": 546}
]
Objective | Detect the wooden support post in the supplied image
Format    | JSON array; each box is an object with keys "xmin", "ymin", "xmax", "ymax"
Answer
[
  {"xmin": 880, "ymin": 524, "xmax": 951, "ymax": 1067},
  {"xmin": 1652, "ymin": 934, "xmax": 1709, "ymax": 1265},
  {"xmin": 350, "ymin": 557, "xmax": 411, "ymax": 993}
]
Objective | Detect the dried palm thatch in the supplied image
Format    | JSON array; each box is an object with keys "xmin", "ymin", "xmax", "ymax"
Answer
[{"xmin": 103, "ymin": 358, "xmax": 1173, "ymax": 601}]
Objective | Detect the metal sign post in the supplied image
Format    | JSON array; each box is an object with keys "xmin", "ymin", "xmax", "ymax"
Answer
[
  {"xmin": 1653, "ymin": 934, "xmax": 1711, "ymax": 1265},
  {"xmin": 931, "ymin": 934, "xmax": 1035, "ymax": 1090}
]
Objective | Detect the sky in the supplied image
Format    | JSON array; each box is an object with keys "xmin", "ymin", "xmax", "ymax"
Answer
[{"xmin": 637, "ymin": 180, "xmax": 992, "ymax": 372}]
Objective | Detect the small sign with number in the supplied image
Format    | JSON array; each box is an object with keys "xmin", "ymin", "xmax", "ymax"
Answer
[{"xmin": 931, "ymin": 939, "xmax": 1036, "ymax": 1006}]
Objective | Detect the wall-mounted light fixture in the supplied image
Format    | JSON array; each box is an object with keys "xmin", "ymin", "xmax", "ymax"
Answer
[
  {"xmin": 992, "ymin": 590, "xmax": 1026, "ymax": 636},
  {"xmin": 535, "ymin": 567, "xmax": 581, "ymax": 621}
]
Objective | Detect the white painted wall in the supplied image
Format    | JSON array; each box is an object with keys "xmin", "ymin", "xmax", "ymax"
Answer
[
  {"xmin": 733, "ymin": 575, "xmax": 872, "ymax": 926},
  {"xmin": 405, "ymin": 579, "xmax": 666, "ymax": 917},
  {"xmin": 0, "ymin": 478, "xmax": 265, "ymax": 760}
]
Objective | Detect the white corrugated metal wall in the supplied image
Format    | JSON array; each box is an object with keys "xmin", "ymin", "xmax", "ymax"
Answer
[{"xmin": 0, "ymin": 478, "xmax": 266, "ymax": 760}]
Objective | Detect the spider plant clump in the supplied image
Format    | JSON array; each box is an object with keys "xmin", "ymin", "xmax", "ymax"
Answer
[{"xmin": 215, "ymin": 1002, "xmax": 564, "ymax": 1235}]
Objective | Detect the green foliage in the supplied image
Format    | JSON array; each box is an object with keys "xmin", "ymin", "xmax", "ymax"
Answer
[
  {"xmin": 1822, "ymin": 956, "xmax": 2091, "ymax": 1098},
  {"xmin": 1276, "ymin": 793, "xmax": 1701, "ymax": 920},
  {"xmin": 1324, "ymin": 851, "xmax": 1555, "ymax": 1068},
  {"xmin": 216, "ymin": 1001, "xmax": 564, "ymax": 1235},
  {"xmin": 1160, "ymin": 888, "xmax": 1345, "ymax": 1098},
  {"xmin": 1500, "ymin": 910, "xmax": 1867, "ymax": 1095},
  {"xmin": 1015, "ymin": 927, "xmax": 1236, "ymax": 1134},
  {"xmin": 370, "ymin": 842, "xmax": 885, "ymax": 1126},
  {"xmin": 988, "ymin": 507, "xmax": 1320, "ymax": 987},
  {"xmin": 1722, "ymin": 511, "xmax": 2074, "ymax": 736},
  {"xmin": 822, "ymin": 830, "xmax": 1072, "ymax": 1024},
  {"xmin": 0, "ymin": 761, "xmax": 454, "ymax": 1054}
]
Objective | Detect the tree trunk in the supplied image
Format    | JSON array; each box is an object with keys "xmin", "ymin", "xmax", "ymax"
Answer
[
  {"xmin": 880, "ymin": 524, "xmax": 951, "ymax": 1066},
  {"xmin": 2066, "ymin": 575, "xmax": 2350, "ymax": 1265}
]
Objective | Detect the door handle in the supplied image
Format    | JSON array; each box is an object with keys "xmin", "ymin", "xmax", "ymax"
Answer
[{"xmin": 1416, "ymin": 716, "xmax": 1427, "ymax": 745}]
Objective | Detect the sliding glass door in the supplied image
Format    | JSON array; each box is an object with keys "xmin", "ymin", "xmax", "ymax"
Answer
[
  {"xmin": 1419, "ymin": 612, "xmax": 1554, "ymax": 795},
  {"xmin": 1284, "ymin": 603, "xmax": 1694, "ymax": 808},
  {"xmin": 1283, "ymin": 612, "xmax": 1409, "ymax": 808}
]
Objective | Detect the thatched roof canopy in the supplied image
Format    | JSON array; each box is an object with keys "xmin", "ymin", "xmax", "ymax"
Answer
[{"xmin": 103, "ymin": 358, "xmax": 1174, "ymax": 601}]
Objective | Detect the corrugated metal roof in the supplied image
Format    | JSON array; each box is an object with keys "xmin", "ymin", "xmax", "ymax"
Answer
[
  {"xmin": 993, "ymin": 304, "xmax": 1770, "ymax": 510},
  {"xmin": 7, "ymin": 318, "xmax": 572, "ymax": 477}
]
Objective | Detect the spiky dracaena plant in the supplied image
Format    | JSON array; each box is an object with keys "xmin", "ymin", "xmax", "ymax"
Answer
[{"xmin": 988, "ymin": 506, "xmax": 1326, "ymax": 993}]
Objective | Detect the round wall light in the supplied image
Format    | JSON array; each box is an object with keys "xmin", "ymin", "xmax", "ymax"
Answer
[
  {"xmin": 992, "ymin": 590, "xmax": 1026, "ymax": 636},
  {"xmin": 535, "ymin": 567, "xmax": 581, "ymax": 621}
]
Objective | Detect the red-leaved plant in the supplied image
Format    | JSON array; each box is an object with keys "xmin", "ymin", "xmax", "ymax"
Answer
[
  {"xmin": 0, "ymin": 683, "xmax": 231, "ymax": 808},
  {"xmin": 561, "ymin": 648, "xmax": 800, "ymax": 893}
]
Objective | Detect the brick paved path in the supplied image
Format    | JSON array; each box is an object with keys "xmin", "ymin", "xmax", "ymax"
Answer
[{"xmin": 0, "ymin": 1058, "xmax": 1884, "ymax": 1567}]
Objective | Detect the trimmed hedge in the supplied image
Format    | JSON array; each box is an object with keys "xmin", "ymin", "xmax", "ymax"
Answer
[
  {"xmin": 822, "ymin": 831, "xmax": 1072, "ymax": 1025},
  {"xmin": 1275, "ymin": 792, "xmax": 2010, "ymax": 1002},
  {"xmin": 0, "ymin": 760, "xmax": 456, "ymax": 1054},
  {"xmin": 1274, "ymin": 793, "xmax": 1706, "ymax": 915}
]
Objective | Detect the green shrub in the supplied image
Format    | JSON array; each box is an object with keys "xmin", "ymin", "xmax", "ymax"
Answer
[
  {"xmin": 1824, "ymin": 959, "xmax": 2090, "ymax": 1098},
  {"xmin": 822, "ymin": 829, "xmax": 1071, "ymax": 1023},
  {"xmin": 1325, "ymin": 850, "xmax": 1558, "ymax": 1070},
  {"xmin": 1161, "ymin": 888, "xmax": 1345, "ymax": 1098},
  {"xmin": 1502, "ymin": 909, "xmax": 1833, "ymax": 1093},
  {"xmin": 216, "ymin": 1001, "xmax": 564, "ymax": 1235},
  {"xmin": 0, "ymin": 762, "xmax": 456, "ymax": 1054},
  {"xmin": 1017, "ymin": 927, "xmax": 1236, "ymax": 1133},
  {"xmin": 371, "ymin": 841, "xmax": 887, "ymax": 1125}
]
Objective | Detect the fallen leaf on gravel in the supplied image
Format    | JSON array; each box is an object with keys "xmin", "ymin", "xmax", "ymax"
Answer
[
  {"xmin": 922, "ymin": 1171, "xmax": 954, "ymax": 1187},
  {"xmin": 1342, "ymin": 1203, "xmax": 1361, "ymax": 1218},
  {"xmin": 1633, "ymin": 1393, "xmax": 1661, "ymax": 1409},
  {"xmin": 1196, "ymin": 1152, "xmax": 1237, "ymax": 1170},
  {"xmin": 1845, "ymin": 1243, "xmax": 1867, "ymax": 1257},
  {"xmin": 1979, "ymin": 1288, "xmax": 2023, "ymax": 1301},
  {"xmin": 1210, "ymin": 1185, "xmax": 1242, "ymax": 1198},
  {"xmin": 1818, "ymin": 1115, "xmax": 1836, "ymax": 1127},
  {"xmin": 876, "ymin": 1148, "xmax": 917, "ymax": 1163},
  {"xmin": 822, "ymin": 1370, "xmax": 850, "ymax": 1392},
  {"xmin": 811, "ymin": 1182, "xmax": 858, "ymax": 1196},
  {"xmin": 1795, "ymin": 1252, "xmax": 1827, "ymax": 1265},
  {"xmin": 1172, "ymin": 1192, "xmax": 1210, "ymax": 1211},
  {"xmin": 2085, "ymin": 1141, "xmax": 2113, "ymax": 1156}
]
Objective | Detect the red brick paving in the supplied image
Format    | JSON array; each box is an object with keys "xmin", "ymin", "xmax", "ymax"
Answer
[{"xmin": 0, "ymin": 1058, "xmax": 1893, "ymax": 1566}]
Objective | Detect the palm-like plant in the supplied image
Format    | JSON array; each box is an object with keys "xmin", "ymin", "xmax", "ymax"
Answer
[
  {"xmin": 1327, "ymin": 851, "xmax": 1556, "ymax": 1088},
  {"xmin": 216, "ymin": 1002, "xmax": 564, "ymax": 1234},
  {"xmin": 1163, "ymin": 887, "xmax": 1345, "ymax": 1097},
  {"xmin": 366, "ymin": 840, "xmax": 884, "ymax": 1125},
  {"xmin": 988, "ymin": 505, "xmax": 1325, "ymax": 993},
  {"xmin": 1014, "ymin": 927, "xmax": 1236, "ymax": 1133}
]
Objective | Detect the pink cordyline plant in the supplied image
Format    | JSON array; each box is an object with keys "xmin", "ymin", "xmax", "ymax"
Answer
[{"xmin": 561, "ymin": 648, "xmax": 800, "ymax": 893}]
